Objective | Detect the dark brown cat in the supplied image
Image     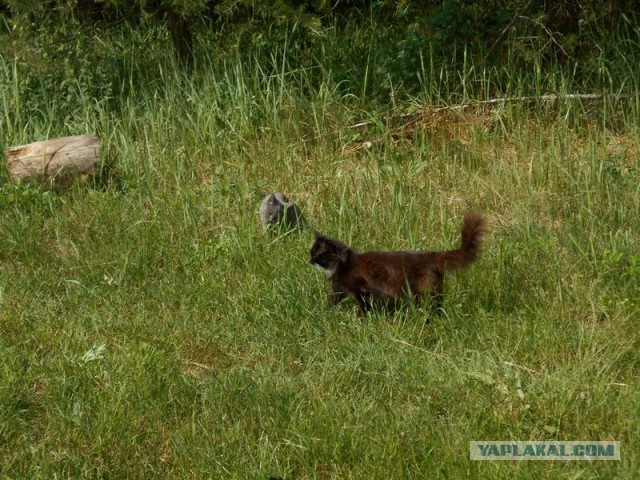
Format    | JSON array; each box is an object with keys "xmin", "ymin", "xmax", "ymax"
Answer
[{"xmin": 309, "ymin": 212, "xmax": 486, "ymax": 315}]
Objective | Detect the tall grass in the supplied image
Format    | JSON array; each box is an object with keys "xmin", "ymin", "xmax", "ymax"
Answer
[{"xmin": 1, "ymin": 24, "xmax": 639, "ymax": 479}]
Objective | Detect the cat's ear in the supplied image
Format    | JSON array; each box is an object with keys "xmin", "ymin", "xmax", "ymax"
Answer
[{"xmin": 314, "ymin": 231, "xmax": 323, "ymax": 239}]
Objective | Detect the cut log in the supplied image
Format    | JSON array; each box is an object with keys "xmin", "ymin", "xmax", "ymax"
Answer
[{"xmin": 5, "ymin": 134, "xmax": 101, "ymax": 189}]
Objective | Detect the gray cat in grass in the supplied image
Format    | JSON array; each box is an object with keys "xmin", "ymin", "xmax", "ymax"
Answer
[{"xmin": 259, "ymin": 192, "xmax": 305, "ymax": 231}]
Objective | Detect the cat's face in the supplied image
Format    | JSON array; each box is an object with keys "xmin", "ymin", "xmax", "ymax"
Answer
[
  {"xmin": 259, "ymin": 193, "xmax": 288, "ymax": 223},
  {"xmin": 309, "ymin": 232, "xmax": 349, "ymax": 278}
]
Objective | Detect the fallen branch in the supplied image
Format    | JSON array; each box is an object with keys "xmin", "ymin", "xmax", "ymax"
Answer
[
  {"xmin": 348, "ymin": 93, "xmax": 632, "ymax": 130},
  {"xmin": 343, "ymin": 92, "xmax": 633, "ymax": 155}
]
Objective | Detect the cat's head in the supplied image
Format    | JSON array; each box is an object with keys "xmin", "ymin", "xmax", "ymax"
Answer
[
  {"xmin": 259, "ymin": 192, "xmax": 289, "ymax": 224},
  {"xmin": 309, "ymin": 232, "xmax": 350, "ymax": 278}
]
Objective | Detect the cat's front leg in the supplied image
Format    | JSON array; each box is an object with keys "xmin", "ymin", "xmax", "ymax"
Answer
[
  {"xmin": 355, "ymin": 290, "xmax": 373, "ymax": 315},
  {"xmin": 328, "ymin": 282, "xmax": 346, "ymax": 307}
]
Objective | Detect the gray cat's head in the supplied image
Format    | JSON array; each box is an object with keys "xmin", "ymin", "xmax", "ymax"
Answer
[
  {"xmin": 259, "ymin": 192, "xmax": 305, "ymax": 230},
  {"xmin": 259, "ymin": 192, "xmax": 289, "ymax": 223}
]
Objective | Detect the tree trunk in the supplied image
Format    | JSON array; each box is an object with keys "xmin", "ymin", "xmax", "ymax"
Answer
[
  {"xmin": 167, "ymin": 10, "xmax": 194, "ymax": 67},
  {"xmin": 5, "ymin": 134, "xmax": 101, "ymax": 189}
]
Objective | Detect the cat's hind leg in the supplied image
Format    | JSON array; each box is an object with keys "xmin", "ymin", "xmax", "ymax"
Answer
[{"xmin": 430, "ymin": 273, "xmax": 444, "ymax": 316}]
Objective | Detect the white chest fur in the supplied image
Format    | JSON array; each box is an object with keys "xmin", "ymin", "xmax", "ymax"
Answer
[{"xmin": 314, "ymin": 263, "xmax": 336, "ymax": 279}]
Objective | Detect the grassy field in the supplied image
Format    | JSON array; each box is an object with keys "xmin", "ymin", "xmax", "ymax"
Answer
[{"xmin": 1, "ymin": 46, "xmax": 639, "ymax": 478}]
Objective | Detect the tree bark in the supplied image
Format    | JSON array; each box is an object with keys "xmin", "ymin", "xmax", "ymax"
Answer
[
  {"xmin": 167, "ymin": 10, "xmax": 194, "ymax": 67},
  {"xmin": 5, "ymin": 134, "xmax": 101, "ymax": 189}
]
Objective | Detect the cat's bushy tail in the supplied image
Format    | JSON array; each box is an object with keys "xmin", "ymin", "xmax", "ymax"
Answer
[{"xmin": 441, "ymin": 212, "xmax": 486, "ymax": 271}]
